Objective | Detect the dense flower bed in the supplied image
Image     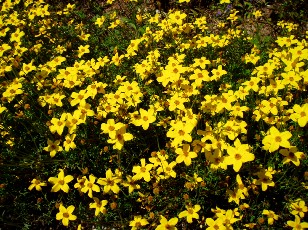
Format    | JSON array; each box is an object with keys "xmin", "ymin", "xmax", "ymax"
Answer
[{"xmin": 0, "ymin": 0, "xmax": 307, "ymax": 229}]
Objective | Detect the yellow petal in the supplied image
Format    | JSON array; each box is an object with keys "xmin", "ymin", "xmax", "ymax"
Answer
[
  {"xmin": 67, "ymin": 205, "xmax": 75, "ymax": 214},
  {"xmin": 62, "ymin": 217, "xmax": 69, "ymax": 226}
]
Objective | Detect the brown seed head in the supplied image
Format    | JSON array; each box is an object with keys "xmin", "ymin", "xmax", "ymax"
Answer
[{"xmin": 110, "ymin": 202, "xmax": 117, "ymax": 210}]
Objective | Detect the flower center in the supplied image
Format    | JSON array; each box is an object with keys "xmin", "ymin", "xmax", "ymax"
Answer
[
  {"xmin": 188, "ymin": 208, "xmax": 194, "ymax": 214},
  {"xmin": 116, "ymin": 134, "xmax": 123, "ymax": 141},
  {"xmin": 107, "ymin": 179, "xmax": 114, "ymax": 186},
  {"xmin": 275, "ymin": 136, "xmax": 282, "ymax": 142},
  {"xmin": 178, "ymin": 130, "xmax": 185, "ymax": 136}
]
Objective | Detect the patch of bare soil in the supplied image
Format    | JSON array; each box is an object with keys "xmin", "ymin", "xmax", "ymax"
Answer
[{"xmin": 46, "ymin": 0, "xmax": 307, "ymax": 38}]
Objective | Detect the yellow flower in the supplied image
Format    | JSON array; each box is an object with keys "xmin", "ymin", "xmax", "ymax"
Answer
[
  {"xmin": 81, "ymin": 175, "xmax": 100, "ymax": 198},
  {"xmin": 0, "ymin": 43, "xmax": 11, "ymax": 57},
  {"xmin": 211, "ymin": 65, "xmax": 227, "ymax": 80},
  {"xmin": 78, "ymin": 31, "xmax": 90, "ymax": 41},
  {"xmin": 236, "ymin": 174, "xmax": 248, "ymax": 197},
  {"xmin": 262, "ymin": 126, "xmax": 292, "ymax": 153},
  {"xmin": 77, "ymin": 45, "xmax": 90, "ymax": 58},
  {"xmin": 189, "ymin": 68, "xmax": 210, "ymax": 87},
  {"xmin": 65, "ymin": 110, "xmax": 84, "ymax": 134},
  {"xmin": 227, "ymin": 10, "xmax": 239, "ymax": 23},
  {"xmin": 63, "ymin": 134, "xmax": 77, "ymax": 152},
  {"xmin": 110, "ymin": 52, "xmax": 124, "ymax": 66},
  {"xmin": 74, "ymin": 177, "xmax": 85, "ymax": 191},
  {"xmin": 254, "ymin": 168, "xmax": 275, "ymax": 191},
  {"xmin": 225, "ymin": 139, "xmax": 255, "ymax": 172},
  {"xmin": 205, "ymin": 217, "xmax": 226, "ymax": 230},
  {"xmin": 132, "ymin": 158, "xmax": 153, "ymax": 182},
  {"xmin": 49, "ymin": 93, "xmax": 66, "ymax": 107},
  {"xmin": 230, "ymin": 103, "xmax": 249, "ymax": 118},
  {"xmin": 242, "ymin": 77, "xmax": 260, "ymax": 92},
  {"xmin": 262, "ymin": 210, "xmax": 279, "ymax": 225},
  {"xmin": 167, "ymin": 93, "xmax": 188, "ymax": 112},
  {"xmin": 192, "ymin": 57, "xmax": 211, "ymax": 69},
  {"xmin": 287, "ymin": 215, "xmax": 308, "ymax": 229},
  {"xmin": 108, "ymin": 19, "xmax": 121, "ymax": 29},
  {"xmin": 179, "ymin": 204, "xmax": 201, "ymax": 223},
  {"xmin": 20, "ymin": 61, "xmax": 36, "ymax": 76},
  {"xmin": 86, "ymin": 81, "xmax": 107, "ymax": 99},
  {"xmin": 10, "ymin": 28, "xmax": 25, "ymax": 43},
  {"xmin": 44, "ymin": 139, "xmax": 63, "ymax": 158},
  {"xmin": 290, "ymin": 199, "xmax": 307, "ymax": 218},
  {"xmin": 276, "ymin": 35, "xmax": 298, "ymax": 48},
  {"xmin": 56, "ymin": 205, "xmax": 77, "ymax": 227},
  {"xmin": 131, "ymin": 108, "xmax": 156, "ymax": 130},
  {"xmin": 216, "ymin": 209, "xmax": 240, "ymax": 226},
  {"xmin": 279, "ymin": 146, "xmax": 305, "ymax": 166},
  {"xmin": 28, "ymin": 179, "xmax": 47, "ymax": 191},
  {"xmin": 70, "ymin": 89, "xmax": 90, "ymax": 107},
  {"xmin": 101, "ymin": 119, "xmax": 124, "ymax": 138},
  {"xmin": 49, "ymin": 114, "xmax": 67, "ymax": 136},
  {"xmin": 215, "ymin": 91, "xmax": 237, "ymax": 112},
  {"xmin": 55, "ymin": 45, "xmax": 66, "ymax": 54},
  {"xmin": 168, "ymin": 11, "xmax": 187, "ymax": 26},
  {"xmin": 2, "ymin": 82, "xmax": 23, "ymax": 102},
  {"xmin": 97, "ymin": 169, "xmax": 121, "ymax": 194},
  {"xmin": 48, "ymin": 169, "xmax": 74, "ymax": 193},
  {"xmin": 220, "ymin": 0, "xmax": 230, "ymax": 3},
  {"xmin": 281, "ymin": 70, "xmax": 301, "ymax": 89},
  {"xmin": 0, "ymin": 27, "xmax": 10, "ymax": 37},
  {"xmin": 290, "ymin": 103, "xmax": 308, "ymax": 127},
  {"xmin": 122, "ymin": 176, "xmax": 140, "ymax": 194},
  {"xmin": 156, "ymin": 160, "xmax": 177, "ymax": 179},
  {"xmin": 156, "ymin": 216, "xmax": 178, "ymax": 230},
  {"xmin": 252, "ymin": 10, "xmax": 262, "ymax": 18},
  {"xmin": 107, "ymin": 126, "xmax": 134, "ymax": 150},
  {"xmin": 0, "ymin": 105, "xmax": 7, "ymax": 114},
  {"xmin": 78, "ymin": 101, "xmax": 95, "ymax": 119},
  {"xmin": 89, "ymin": 197, "xmax": 108, "ymax": 216},
  {"xmin": 227, "ymin": 188, "xmax": 244, "ymax": 205},
  {"xmin": 129, "ymin": 215, "xmax": 149, "ymax": 229},
  {"xmin": 205, "ymin": 147, "xmax": 227, "ymax": 170},
  {"xmin": 167, "ymin": 120, "xmax": 194, "ymax": 147},
  {"xmin": 175, "ymin": 144, "xmax": 197, "ymax": 166}
]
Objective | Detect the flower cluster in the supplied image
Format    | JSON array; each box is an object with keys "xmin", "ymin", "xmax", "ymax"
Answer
[{"xmin": 1, "ymin": 0, "xmax": 307, "ymax": 229}]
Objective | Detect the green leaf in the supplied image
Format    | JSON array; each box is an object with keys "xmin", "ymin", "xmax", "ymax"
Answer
[{"xmin": 128, "ymin": 22, "xmax": 137, "ymax": 31}]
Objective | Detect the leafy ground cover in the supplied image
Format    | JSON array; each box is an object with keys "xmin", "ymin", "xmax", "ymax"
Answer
[{"xmin": 0, "ymin": 0, "xmax": 308, "ymax": 229}]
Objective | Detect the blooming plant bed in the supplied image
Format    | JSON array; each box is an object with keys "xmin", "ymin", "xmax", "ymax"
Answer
[{"xmin": 0, "ymin": 0, "xmax": 308, "ymax": 229}]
